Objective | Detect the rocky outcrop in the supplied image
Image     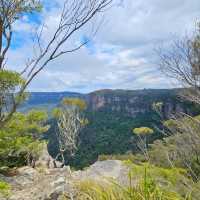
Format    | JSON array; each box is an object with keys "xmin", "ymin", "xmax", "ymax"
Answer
[
  {"xmin": 1, "ymin": 160, "xmax": 129, "ymax": 200},
  {"xmin": 1, "ymin": 166, "xmax": 73, "ymax": 200}
]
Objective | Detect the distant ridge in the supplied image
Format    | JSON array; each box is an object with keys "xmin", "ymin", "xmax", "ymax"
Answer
[
  {"xmin": 20, "ymin": 91, "xmax": 83, "ymax": 112},
  {"xmin": 20, "ymin": 88, "xmax": 184, "ymax": 113},
  {"xmin": 24, "ymin": 91, "xmax": 83, "ymax": 105}
]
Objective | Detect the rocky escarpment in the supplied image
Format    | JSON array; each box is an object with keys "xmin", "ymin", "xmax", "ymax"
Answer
[{"xmin": 86, "ymin": 89, "xmax": 190, "ymax": 118}]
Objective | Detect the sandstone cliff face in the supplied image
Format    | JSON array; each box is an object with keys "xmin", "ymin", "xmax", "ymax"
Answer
[
  {"xmin": 22, "ymin": 89, "xmax": 191, "ymax": 119},
  {"xmin": 86, "ymin": 89, "xmax": 187, "ymax": 118}
]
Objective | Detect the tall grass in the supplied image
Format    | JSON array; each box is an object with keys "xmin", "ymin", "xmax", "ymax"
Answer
[{"xmin": 74, "ymin": 165, "xmax": 186, "ymax": 200}]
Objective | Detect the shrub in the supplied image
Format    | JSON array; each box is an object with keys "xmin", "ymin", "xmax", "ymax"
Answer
[{"xmin": 0, "ymin": 181, "xmax": 11, "ymax": 198}]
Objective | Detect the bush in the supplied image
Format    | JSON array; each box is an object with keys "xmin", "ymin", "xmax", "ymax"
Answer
[
  {"xmin": 0, "ymin": 110, "xmax": 49, "ymax": 169},
  {"xmin": 149, "ymin": 114, "xmax": 200, "ymax": 181},
  {"xmin": 124, "ymin": 162, "xmax": 193, "ymax": 198},
  {"xmin": 0, "ymin": 181, "xmax": 11, "ymax": 198}
]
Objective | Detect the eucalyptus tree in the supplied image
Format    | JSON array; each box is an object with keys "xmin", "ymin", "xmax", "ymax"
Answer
[{"xmin": 53, "ymin": 98, "xmax": 88, "ymax": 166}]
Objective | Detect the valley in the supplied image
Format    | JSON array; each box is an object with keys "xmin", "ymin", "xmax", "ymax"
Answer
[{"xmin": 22, "ymin": 89, "xmax": 196, "ymax": 168}]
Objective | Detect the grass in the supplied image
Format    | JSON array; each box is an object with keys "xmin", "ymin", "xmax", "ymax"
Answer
[
  {"xmin": 71, "ymin": 163, "xmax": 193, "ymax": 200},
  {"xmin": 75, "ymin": 175, "xmax": 183, "ymax": 200}
]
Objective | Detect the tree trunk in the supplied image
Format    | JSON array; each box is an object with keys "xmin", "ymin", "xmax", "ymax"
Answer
[{"xmin": 0, "ymin": 18, "xmax": 3, "ymax": 69}]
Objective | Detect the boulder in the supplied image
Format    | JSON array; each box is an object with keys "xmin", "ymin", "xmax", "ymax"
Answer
[
  {"xmin": 72, "ymin": 160, "xmax": 129, "ymax": 184},
  {"xmin": 35, "ymin": 143, "xmax": 63, "ymax": 169}
]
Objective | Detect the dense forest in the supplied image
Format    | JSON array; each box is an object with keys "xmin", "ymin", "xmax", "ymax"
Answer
[{"xmin": 43, "ymin": 89, "xmax": 197, "ymax": 168}]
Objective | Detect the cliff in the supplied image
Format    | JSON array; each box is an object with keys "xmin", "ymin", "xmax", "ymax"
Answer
[
  {"xmin": 22, "ymin": 89, "xmax": 190, "ymax": 119},
  {"xmin": 86, "ymin": 89, "xmax": 189, "ymax": 118}
]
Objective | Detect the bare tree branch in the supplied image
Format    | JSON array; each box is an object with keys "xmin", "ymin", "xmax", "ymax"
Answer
[{"xmin": 0, "ymin": 0, "xmax": 113, "ymax": 127}]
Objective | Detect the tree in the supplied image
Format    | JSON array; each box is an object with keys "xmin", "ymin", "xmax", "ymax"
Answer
[
  {"xmin": 0, "ymin": 0, "xmax": 42, "ymax": 67},
  {"xmin": 156, "ymin": 24, "xmax": 200, "ymax": 180},
  {"xmin": 53, "ymin": 98, "xmax": 88, "ymax": 167},
  {"xmin": 149, "ymin": 114, "xmax": 200, "ymax": 181},
  {"xmin": 0, "ymin": 109, "xmax": 49, "ymax": 168},
  {"xmin": 157, "ymin": 22, "xmax": 200, "ymax": 105},
  {"xmin": 0, "ymin": 0, "xmax": 113, "ymax": 127},
  {"xmin": 133, "ymin": 127, "xmax": 154, "ymax": 161},
  {"xmin": 0, "ymin": 70, "xmax": 26, "ymax": 124}
]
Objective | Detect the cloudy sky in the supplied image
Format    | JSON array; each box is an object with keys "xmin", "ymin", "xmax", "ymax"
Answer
[{"xmin": 9, "ymin": 0, "xmax": 200, "ymax": 93}]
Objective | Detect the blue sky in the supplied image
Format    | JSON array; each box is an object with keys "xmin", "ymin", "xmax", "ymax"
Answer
[{"xmin": 8, "ymin": 0, "xmax": 200, "ymax": 93}]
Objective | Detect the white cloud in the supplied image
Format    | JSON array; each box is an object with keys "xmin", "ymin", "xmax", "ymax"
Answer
[{"xmin": 7, "ymin": 0, "xmax": 200, "ymax": 92}]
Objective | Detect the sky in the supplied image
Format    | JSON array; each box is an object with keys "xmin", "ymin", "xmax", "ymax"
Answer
[{"xmin": 8, "ymin": 0, "xmax": 200, "ymax": 93}]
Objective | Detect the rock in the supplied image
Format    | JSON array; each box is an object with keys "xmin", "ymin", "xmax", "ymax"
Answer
[
  {"xmin": 51, "ymin": 177, "xmax": 66, "ymax": 187},
  {"xmin": 1, "ymin": 160, "xmax": 129, "ymax": 200},
  {"xmin": 72, "ymin": 160, "xmax": 129, "ymax": 185},
  {"xmin": 1, "ymin": 166, "xmax": 73, "ymax": 200},
  {"xmin": 35, "ymin": 143, "xmax": 63, "ymax": 169},
  {"xmin": 0, "ymin": 167, "xmax": 39, "ymax": 189},
  {"xmin": 62, "ymin": 166, "xmax": 72, "ymax": 175},
  {"xmin": 17, "ymin": 166, "xmax": 38, "ymax": 177}
]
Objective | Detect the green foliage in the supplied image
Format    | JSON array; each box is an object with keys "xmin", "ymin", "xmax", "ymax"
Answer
[
  {"xmin": 133, "ymin": 127, "xmax": 154, "ymax": 135},
  {"xmin": 0, "ymin": 70, "xmax": 28, "ymax": 127},
  {"xmin": 95, "ymin": 158, "xmax": 197, "ymax": 199},
  {"xmin": 0, "ymin": 181, "xmax": 11, "ymax": 198},
  {"xmin": 52, "ymin": 107, "xmax": 62, "ymax": 118},
  {"xmin": 47, "ymin": 111, "xmax": 161, "ymax": 169},
  {"xmin": 75, "ymin": 164, "xmax": 188, "ymax": 200},
  {"xmin": 0, "ymin": 110, "xmax": 49, "ymax": 168},
  {"xmin": 62, "ymin": 98, "xmax": 87, "ymax": 110},
  {"xmin": 76, "ymin": 181, "xmax": 181, "ymax": 200},
  {"xmin": 163, "ymin": 119, "xmax": 179, "ymax": 130},
  {"xmin": 53, "ymin": 98, "xmax": 87, "ymax": 118},
  {"xmin": 0, "ymin": 70, "xmax": 25, "ymax": 92},
  {"xmin": 164, "ymin": 114, "xmax": 200, "ymax": 133},
  {"xmin": 149, "ymin": 114, "xmax": 200, "ymax": 181},
  {"xmin": 0, "ymin": 0, "xmax": 42, "ymax": 21},
  {"xmin": 126, "ymin": 162, "xmax": 188, "ymax": 188}
]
